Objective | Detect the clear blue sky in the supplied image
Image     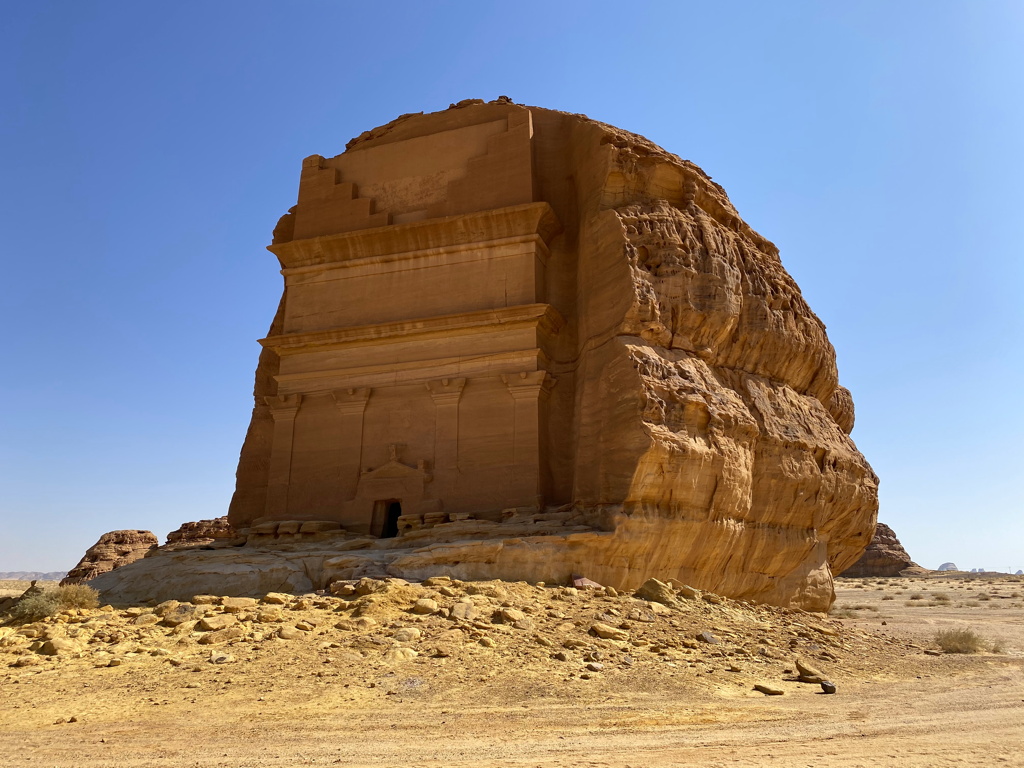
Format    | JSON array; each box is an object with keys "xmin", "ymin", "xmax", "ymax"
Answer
[{"xmin": 2, "ymin": 1, "xmax": 1021, "ymax": 573}]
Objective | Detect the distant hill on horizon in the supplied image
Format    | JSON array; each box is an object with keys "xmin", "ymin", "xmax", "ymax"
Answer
[{"xmin": 0, "ymin": 571, "xmax": 67, "ymax": 581}]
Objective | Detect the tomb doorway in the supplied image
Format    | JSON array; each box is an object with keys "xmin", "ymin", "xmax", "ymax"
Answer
[{"xmin": 372, "ymin": 499, "xmax": 402, "ymax": 538}]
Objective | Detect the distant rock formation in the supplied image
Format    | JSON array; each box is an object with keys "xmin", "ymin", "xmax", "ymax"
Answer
[
  {"xmin": 937, "ymin": 562, "xmax": 959, "ymax": 572},
  {"xmin": 165, "ymin": 517, "xmax": 235, "ymax": 548},
  {"xmin": 0, "ymin": 571, "xmax": 66, "ymax": 581},
  {"xmin": 60, "ymin": 530, "xmax": 158, "ymax": 585},
  {"xmin": 839, "ymin": 523, "xmax": 917, "ymax": 577}
]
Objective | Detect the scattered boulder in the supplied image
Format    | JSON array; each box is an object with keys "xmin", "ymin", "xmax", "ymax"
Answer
[
  {"xmin": 634, "ymin": 579, "xmax": 677, "ymax": 606},
  {"xmin": 590, "ymin": 623, "xmax": 628, "ymax": 641},
  {"xmin": 198, "ymin": 626, "xmax": 244, "ymax": 645},
  {"xmin": 795, "ymin": 657, "xmax": 829, "ymax": 684},
  {"xmin": 39, "ymin": 638, "xmax": 78, "ymax": 656},
  {"xmin": 449, "ymin": 601, "xmax": 476, "ymax": 621},
  {"xmin": 937, "ymin": 562, "xmax": 959, "ymax": 572},
  {"xmin": 753, "ymin": 684, "xmax": 784, "ymax": 696},
  {"xmin": 197, "ymin": 614, "xmax": 236, "ymax": 632},
  {"xmin": 412, "ymin": 599, "xmax": 438, "ymax": 615}
]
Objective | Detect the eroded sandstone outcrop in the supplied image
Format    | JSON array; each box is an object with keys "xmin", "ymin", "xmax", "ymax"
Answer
[
  {"xmin": 839, "ymin": 523, "xmax": 916, "ymax": 577},
  {"xmin": 61, "ymin": 530, "xmax": 158, "ymax": 585},
  {"xmin": 93, "ymin": 100, "xmax": 877, "ymax": 610},
  {"xmin": 165, "ymin": 517, "xmax": 235, "ymax": 548}
]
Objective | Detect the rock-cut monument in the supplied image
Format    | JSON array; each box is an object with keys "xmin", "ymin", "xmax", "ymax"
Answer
[{"xmin": 90, "ymin": 99, "xmax": 878, "ymax": 611}]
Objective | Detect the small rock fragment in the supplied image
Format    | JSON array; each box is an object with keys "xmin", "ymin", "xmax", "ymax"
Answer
[
  {"xmin": 449, "ymin": 601, "xmax": 476, "ymax": 621},
  {"xmin": 262, "ymin": 593, "xmax": 292, "ymax": 605},
  {"xmin": 393, "ymin": 627, "xmax": 421, "ymax": 643},
  {"xmin": 221, "ymin": 597, "xmax": 258, "ymax": 612},
  {"xmin": 820, "ymin": 681, "xmax": 837, "ymax": 694},
  {"xmin": 634, "ymin": 578, "xmax": 677, "ymax": 606},
  {"xmin": 412, "ymin": 599, "xmax": 439, "ymax": 615},
  {"xmin": 590, "ymin": 623, "xmax": 629, "ymax": 641},
  {"xmin": 197, "ymin": 615, "xmax": 237, "ymax": 632},
  {"xmin": 754, "ymin": 684, "xmax": 784, "ymax": 696}
]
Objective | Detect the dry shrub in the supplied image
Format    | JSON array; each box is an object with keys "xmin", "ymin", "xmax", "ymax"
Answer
[
  {"xmin": 55, "ymin": 584, "xmax": 99, "ymax": 610},
  {"xmin": 8, "ymin": 584, "xmax": 99, "ymax": 621},
  {"xmin": 881, "ymin": 595, "xmax": 895, "ymax": 600},
  {"xmin": 935, "ymin": 628, "xmax": 985, "ymax": 654}
]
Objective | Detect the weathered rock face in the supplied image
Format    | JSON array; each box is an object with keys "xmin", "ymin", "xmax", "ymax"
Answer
[
  {"xmin": 61, "ymin": 530, "xmax": 158, "ymax": 585},
  {"xmin": 98, "ymin": 100, "xmax": 877, "ymax": 611},
  {"xmin": 165, "ymin": 517, "xmax": 235, "ymax": 548},
  {"xmin": 839, "ymin": 523, "xmax": 915, "ymax": 577}
]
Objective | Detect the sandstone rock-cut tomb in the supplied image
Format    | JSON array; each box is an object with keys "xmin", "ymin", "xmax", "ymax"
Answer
[{"xmin": 94, "ymin": 99, "xmax": 879, "ymax": 611}]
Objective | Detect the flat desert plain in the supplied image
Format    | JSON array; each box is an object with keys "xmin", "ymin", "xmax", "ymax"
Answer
[{"xmin": 0, "ymin": 574, "xmax": 1021, "ymax": 767}]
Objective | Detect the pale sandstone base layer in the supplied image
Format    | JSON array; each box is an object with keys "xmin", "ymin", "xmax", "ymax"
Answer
[{"xmin": 89, "ymin": 515, "xmax": 835, "ymax": 610}]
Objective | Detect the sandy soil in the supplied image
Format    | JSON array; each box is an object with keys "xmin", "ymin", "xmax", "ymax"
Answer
[{"xmin": 1, "ymin": 574, "xmax": 1021, "ymax": 767}]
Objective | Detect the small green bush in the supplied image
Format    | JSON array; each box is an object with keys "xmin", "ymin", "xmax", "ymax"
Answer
[
  {"xmin": 7, "ymin": 584, "xmax": 99, "ymax": 621},
  {"xmin": 9, "ymin": 592, "xmax": 61, "ymax": 621},
  {"xmin": 935, "ymin": 628, "xmax": 985, "ymax": 654}
]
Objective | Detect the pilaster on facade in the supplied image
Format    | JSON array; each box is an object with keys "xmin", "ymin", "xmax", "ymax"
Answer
[
  {"xmin": 425, "ymin": 377, "xmax": 467, "ymax": 405},
  {"xmin": 331, "ymin": 387, "xmax": 372, "ymax": 414},
  {"xmin": 426, "ymin": 378, "xmax": 466, "ymax": 500},
  {"xmin": 501, "ymin": 370, "xmax": 555, "ymax": 400},
  {"xmin": 263, "ymin": 394, "xmax": 303, "ymax": 518},
  {"xmin": 501, "ymin": 371, "xmax": 555, "ymax": 509},
  {"xmin": 265, "ymin": 393, "xmax": 303, "ymax": 421},
  {"xmin": 331, "ymin": 388, "xmax": 372, "ymax": 498}
]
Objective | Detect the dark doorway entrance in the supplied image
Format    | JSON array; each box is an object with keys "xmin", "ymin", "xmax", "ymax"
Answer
[{"xmin": 372, "ymin": 499, "xmax": 402, "ymax": 538}]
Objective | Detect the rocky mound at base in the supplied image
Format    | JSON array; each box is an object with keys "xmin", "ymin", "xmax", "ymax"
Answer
[{"xmin": 0, "ymin": 577, "xmax": 917, "ymax": 698}]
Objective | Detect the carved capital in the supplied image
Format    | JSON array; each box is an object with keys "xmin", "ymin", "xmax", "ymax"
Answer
[
  {"xmin": 501, "ymin": 371, "xmax": 555, "ymax": 400},
  {"xmin": 331, "ymin": 387, "xmax": 371, "ymax": 415},
  {"xmin": 264, "ymin": 394, "xmax": 302, "ymax": 421},
  {"xmin": 425, "ymin": 377, "xmax": 467, "ymax": 405}
]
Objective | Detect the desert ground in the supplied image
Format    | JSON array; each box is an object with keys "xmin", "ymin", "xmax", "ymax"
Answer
[{"xmin": 1, "ymin": 573, "xmax": 1021, "ymax": 767}]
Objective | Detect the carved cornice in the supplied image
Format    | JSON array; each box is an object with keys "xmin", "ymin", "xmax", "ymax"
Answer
[
  {"xmin": 267, "ymin": 202, "xmax": 561, "ymax": 270},
  {"xmin": 259, "ymin": 303, "xmax": 565, "ymax": 355}
]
